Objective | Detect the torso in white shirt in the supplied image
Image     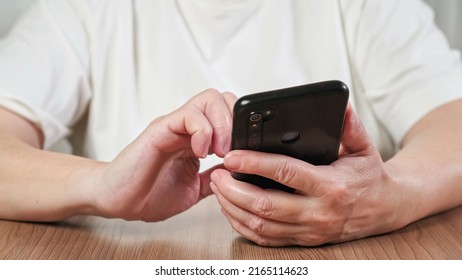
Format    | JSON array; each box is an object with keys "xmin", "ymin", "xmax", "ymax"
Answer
[{"xmin": 1, "ymin": 0, "xmax": 462, "ymax": 169}]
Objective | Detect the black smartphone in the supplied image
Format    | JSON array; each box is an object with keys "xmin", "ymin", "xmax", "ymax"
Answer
[{"xmin": 231, "ymin": 80, "xmax": 349, "ymax": 192}]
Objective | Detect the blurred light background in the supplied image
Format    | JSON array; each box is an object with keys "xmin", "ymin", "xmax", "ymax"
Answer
[
  {"xmin": 0, "ymin": 0, "xmax": 35, "ymax": 37},
  {"xmin": 0, "ymin": 0, "xmax": 461, "ymax": 51}
]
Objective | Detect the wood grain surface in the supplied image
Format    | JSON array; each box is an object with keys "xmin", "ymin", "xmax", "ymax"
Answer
[{"xmin": 1, "ymin": 197, "xmax": 461, "ymax": 260}]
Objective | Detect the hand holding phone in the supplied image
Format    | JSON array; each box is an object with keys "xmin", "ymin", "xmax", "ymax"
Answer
[{"xmin": 231, "ymin": 80, "xmax": 349, "ymax": 192}]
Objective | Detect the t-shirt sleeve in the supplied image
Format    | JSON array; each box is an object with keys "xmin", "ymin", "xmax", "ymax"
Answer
[
  {"xmin": 0, "ymin": 0, "xmax": 92, "ymax": 149},
  {"xmin": 345, "ymin": 0, "xmax": 462, "ymax": 147}
]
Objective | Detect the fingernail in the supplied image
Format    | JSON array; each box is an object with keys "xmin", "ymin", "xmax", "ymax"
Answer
[
  {"xmin": 224, "ymin": 153, "xmax": 240, "ymax": 170},
  {"xmin": 222, "ymin": 140, "xmax": 231, "ymax": 155},
  {"xmin": 201, "ymin": 145, "xmax": 209, "ymax": 159}
]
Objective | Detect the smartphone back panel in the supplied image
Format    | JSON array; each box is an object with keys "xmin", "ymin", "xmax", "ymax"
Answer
[{"xmin": 231, "ymin": 80, "xmax": 349, "ymax": 191}]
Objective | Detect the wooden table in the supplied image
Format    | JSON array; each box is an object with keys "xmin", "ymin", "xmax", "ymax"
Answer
[{"xmin": 1, "ymin": 197, "xmax": 461, "ymax": 260}]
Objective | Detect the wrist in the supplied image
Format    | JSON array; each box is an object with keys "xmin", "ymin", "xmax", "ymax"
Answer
[
  {"xmin": 67, "ymin": 158, "xmax": 108, "ymax": 218},
  {"xmin": 382, "ymin": 158, "xmax": 427, "ymax": 229}
]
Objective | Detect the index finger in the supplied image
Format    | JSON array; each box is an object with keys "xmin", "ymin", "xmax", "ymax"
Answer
[
  {"xmin": 224, "ymin": 150, "xmax": 333, "ymax": 194},
  {"xmin": 170, "ymin": 89, "xmax": 234, "ymax": 158},
  {"xmin": 193, "ymin": 89, "xmax": 235, "ymax": 157}
]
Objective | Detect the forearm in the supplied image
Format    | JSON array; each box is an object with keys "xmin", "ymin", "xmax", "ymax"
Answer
[
  {"xmin": 0, "ymin": 132, "xmax": 102, "ymax": 221},
  {"xmin": 385, "ymin": 100, "xmax": 462, "ymax": 227}
]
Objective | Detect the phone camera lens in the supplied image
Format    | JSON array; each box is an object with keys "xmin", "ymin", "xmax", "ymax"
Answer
[
  {"xmin": 250, "ymin": 113, "xmax": 262, "ymax": 122},
  {"xmin": 248, "ymin": 113, "xmax": 263, "ymax": 149}
]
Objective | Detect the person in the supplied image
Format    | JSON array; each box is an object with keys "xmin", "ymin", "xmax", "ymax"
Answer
[{"xmin": 0, "ymin": 0, "xmax": 462, "ymax": 247}]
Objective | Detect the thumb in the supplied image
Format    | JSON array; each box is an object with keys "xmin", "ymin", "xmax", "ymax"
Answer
[{"xmin": 339, "ymin": 103, "xmax": 373, "ymax": 156}]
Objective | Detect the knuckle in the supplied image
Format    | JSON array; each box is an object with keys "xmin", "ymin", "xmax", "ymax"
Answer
[
  {"xmin": 221, "ymin": 91, "xmax": 238, "ymax": 100},
  {"xmin": 251, "ymin": 195, "xmax": 274, "ymax": 218},
  {"xmin": 221, "ymin": 90, "xmax": 235, "ymax": 96},
  {"xmin": 272, "ymin": 159, "xmax": 297, "ymax": 186},
  {"xmin": 317, "ymin": 212, "xmax": 338, "ymax": 230},
  {"xmin": 311, "ymin": 212, "xmax": 344, "ymax": 242},
  {"xmin": 199, "ymin": 88, "xmax": 221, "ymax": 100},
  {"xmin": 204, "ymin": 88, "xmax": 221, "ymax": 95},
  {"xmin": 189, "ymin": 89, "xmax": 221, "ymax": 110},
  {"xmin": 326, "ymin": 182, "xmax": 352, "ymax": 207},
  {"xmin": 248, "ymin": 215, "xmax": 266, "ymax": 234}
]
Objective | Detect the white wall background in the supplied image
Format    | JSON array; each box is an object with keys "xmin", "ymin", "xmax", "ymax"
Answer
[
  {"xmin": 0, "ymin": 0, "xmax": 35, "ymax": 36},
  {"xmin": 0, "ymin": 0, "xmax": 461, "ymax": 50},
  {"xmin": 425, "ymin": 0, "xmax": 462, "ymax": 51}
]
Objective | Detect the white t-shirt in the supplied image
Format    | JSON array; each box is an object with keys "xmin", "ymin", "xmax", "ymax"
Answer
[{"xmin": 1, "ymin": 0, "xmax": 462, "ymax": 167}]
